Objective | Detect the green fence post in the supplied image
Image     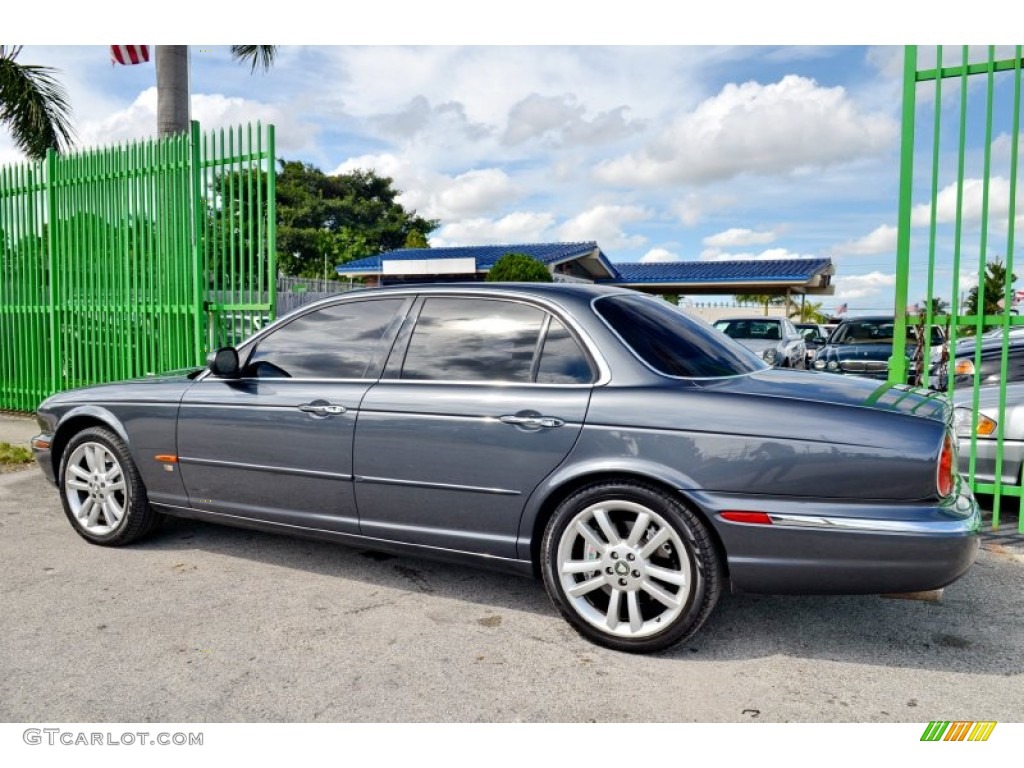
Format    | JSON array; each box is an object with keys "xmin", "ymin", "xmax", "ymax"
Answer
[
  {"xmin": 267, "ymin": 124, "xmax": 277, "ymax": 322},
  {"xmin": 890, "ymin": 45, "xmax": 918, "ymax": 386},
  {"xmin": 190, "ymin": 120, "xmax": 205, "ymax": 365}
]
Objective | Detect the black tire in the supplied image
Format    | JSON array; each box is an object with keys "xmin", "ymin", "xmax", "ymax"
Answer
[
  {"xmin": 57, "ymin": 426, "xmax": 162, "ymax": 546},
  {"xmin": 540, "ymin": 480, "xmax": 722, "ymax": 653}
]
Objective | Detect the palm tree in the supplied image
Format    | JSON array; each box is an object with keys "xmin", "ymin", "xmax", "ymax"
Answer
[
  {"xmin": 156, "ymin": 45, "xmax": 277, "ymax": 137},
  {"xmin": 734, "ymin": 294, "xmax": 786, "ymax": 316},
  {"xmin": 789, "ymin": 299, "xmax": 827, "ymax": 323},
  {"xmin": 0, "ymin": 46, "xmax": 75, "ymax": 160}
]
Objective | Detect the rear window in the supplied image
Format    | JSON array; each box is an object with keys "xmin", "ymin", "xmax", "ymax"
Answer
[{"xmin": 594, "ymin": 295, "xmax": 767, "ymax": 378}]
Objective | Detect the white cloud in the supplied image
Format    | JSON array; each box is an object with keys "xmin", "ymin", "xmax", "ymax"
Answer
[
  {"xmin": 76, "ymin": 87, "xmax": 319, "ymax": 154},
  {"xmin": 432, "ymin": 211, "xmax": 555, "ymax": 246},
  {"xmin": 910, "ymin": 177, "xmax": 1024, "ymax": 228},
  {"xmin": 333, "ymin": 155, "xmax": 520, "ymax": 219},
  {"xmin": 832, "ymin": 224, "xmax": 897, "ymax": 256},
  {"xmin": 594, "ymin": 75, "xmax": 897, "ymax": 186},
  {"xmin": 503, "ymin": 93, "xmax": 641, "ymax": 147},
  {"xmin": 435, "ymin": 168, "xmax": 520, "ymax": 218},
  {"xmin": 702, "ymin": 227, "xmax": 776, "ymax": 248},
  {"xmin": 671, "ymin": 193, "xmax": 736, "ymax": 226},
  {"xmin": 958, "ymin": 270, "xmax": 980, "ymax": 292},
  {"xmin": 834, "ymin": 271, "xmax": 897, "ymax": 301},
  {"xmin": 699, "ymin": 247, "xmax": 818, "ymax": 262},
  {"xmin": 556, "ymin": 204, "xmax": 652, "ymax": 249},
  {"xmin": 640, "ymin": 248, "xmax": 680, "ymax": 263}
]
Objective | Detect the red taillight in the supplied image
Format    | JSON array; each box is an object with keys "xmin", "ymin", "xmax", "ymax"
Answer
[
  {"xmin": 937, "ymin": 433, "xmax": 955, "ymax": 498},
  {"xmin": 720, "ymin": 511, "xmax": 773, "ymax": 525}
]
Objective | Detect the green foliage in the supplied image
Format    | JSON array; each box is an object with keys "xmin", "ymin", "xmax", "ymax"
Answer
[
  {"xmin": 485, "ymin": 253, "xmax": 553, "ymax": 283},
  {"xmin": 789, "ymin": 300, "xmax": 827, "ymax": 323},
  {"xmin": 0, "ymin": 46, "xmax": 75, "ymax": 159},
  {"xmin": 0, "ymin": 441, "xmax": 33, "ymax": 465},
  {"xmin": 404, "ymin": 230, "xmax": 430, "ymax": 249},
  {"xmin": 735, "ymin": 294, "xmax": 785, "ymax": 316},
  {"xmin": 962, "ymin": 259, "xmax": 1016, "ymax": 335},
  {"xmin": 275, "ymin": 161, "xmax": 437, "ymax": 278},
  {"xmin": 229, "ymin": 45, "xmax": 277, "ymax": 73},
  {"xmin": 207, "ymin": 160, "xmax": 438, "ymax": 279}
]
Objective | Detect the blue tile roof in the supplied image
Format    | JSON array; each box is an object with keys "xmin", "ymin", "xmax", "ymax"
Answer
[
  {"xmin": 339, "ymin": 242, "xmax": 604, "ymax": 273},
  {"xmin": 607, "ymin": 258, "xmax": 832, "ymax": 284},
  {"xmin": 337, "ymin": 243, "xmax": 831, "ymax": 288}
]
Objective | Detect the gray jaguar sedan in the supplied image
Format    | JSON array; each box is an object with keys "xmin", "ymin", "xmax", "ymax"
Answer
[{"xmin": 32, "ymin": 283, "xmax": 980, "ymax": 653}]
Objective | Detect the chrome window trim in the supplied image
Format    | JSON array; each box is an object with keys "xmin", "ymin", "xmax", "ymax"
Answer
[{"xmin": 199, "ymin": 289, "xmax": 611, "ymax": 386}]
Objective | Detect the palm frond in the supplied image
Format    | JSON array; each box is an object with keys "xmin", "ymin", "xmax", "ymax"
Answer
[
  {"xmin": 230, "ymin": 45, "xmax": 277, "ymax": 74},
  {"xmin": 0, "ymin": 53, "xmax": 75, "ymax": 159}
]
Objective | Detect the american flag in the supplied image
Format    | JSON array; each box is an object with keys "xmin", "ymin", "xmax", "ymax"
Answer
[
  {"xmin": 834, "ymin": 302, "xmax": 848, "ymax": 316},
  {"xmin": 110, "ymin": 45, "xmax": 150, "ymax": 66}
]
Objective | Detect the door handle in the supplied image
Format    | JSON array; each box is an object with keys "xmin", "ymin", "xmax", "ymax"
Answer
[
  {"xmin": 298, "ymin": 402, "xmax": 346, "ymax": 416},
  {"xmin": 499, "ymin": 414, "xmax": 565, "ymax": 429}
]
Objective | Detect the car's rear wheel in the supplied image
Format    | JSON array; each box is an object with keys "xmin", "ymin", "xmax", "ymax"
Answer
[
  {"xmin": 58, "ymin": 426, "xmax": 162, "ymax": 546},
  {"xmin": 541, "ymin": 480, "xmax": 722, "ymax": 653}
]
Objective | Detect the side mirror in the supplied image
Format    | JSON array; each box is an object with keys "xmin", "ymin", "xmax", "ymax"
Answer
[{"xmin": 207, "ymin": 346, "xmax": 240, "ymax": 378}]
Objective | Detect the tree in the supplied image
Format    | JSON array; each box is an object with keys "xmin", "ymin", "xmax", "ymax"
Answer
[
  {"xmin": 486, "ymin": 253, "xmax": 553, "ymax": 283},
  {"xmin": 789, "ymin": 300, "xmax": 827, "ymax": 323},
  {"xmin": 212, "ymin": 160, "xmax": 437, "ymax": 279},
  {"xmin": 0, "ymin": 46, "xmax": 75, "ymax": 159},
  {"xmin": 156, "ymin": 45, "xmax": 276, "ymax": 137},
  {"xmin": 962, "ymin": 258, "xmax": 1016, "ymax": 335},
  {"xmin": 404, "ymin": 230, "xmax": 430, "ymax": 249},
  {"xmin": 735, "ymin": 294, "xmax": 785, "ymax": 316}
]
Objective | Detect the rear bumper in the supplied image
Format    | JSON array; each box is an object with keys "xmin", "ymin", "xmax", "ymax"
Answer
[{"xmin": 688, "ymin": 488, "xmax": 981, "ymax": 595}]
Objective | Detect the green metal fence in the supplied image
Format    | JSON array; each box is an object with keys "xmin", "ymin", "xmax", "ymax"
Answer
[
  {"xmin": 892, "ymin": 46, "xmax": 1022, "ymax": 531},
  {"xmin": 0, "ymin": 121, "xmax": 275, "ymax": 412}
]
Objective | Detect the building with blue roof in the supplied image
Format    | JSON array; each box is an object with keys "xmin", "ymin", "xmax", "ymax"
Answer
[{"xmin": 336, "ymin": 241, "xmax": 835, "ymax": 297}]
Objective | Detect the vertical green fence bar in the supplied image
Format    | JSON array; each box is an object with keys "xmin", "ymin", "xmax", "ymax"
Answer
[
  {"xmin": 199, "ymin": 120, "xmax": 276, "ymax": 349},
  {"xmin": 890, "ymin": 45, "xmax": 918, "ymax": 385},
  {"xmin": 902, "ymin": 46, "xmax": 1024, "ymax": 532},
  {"xmin": 0, "ymin": 120, "xmax": 276, "ymax": 413}
]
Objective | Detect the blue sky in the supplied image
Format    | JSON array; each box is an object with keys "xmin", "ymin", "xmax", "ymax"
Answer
[{"xmin": 5, "ymin": 7, "xmax": 1021, "ymax": 315}]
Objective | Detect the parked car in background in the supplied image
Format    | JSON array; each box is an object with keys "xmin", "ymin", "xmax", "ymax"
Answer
[
  {"xmin": 32, "ymin": 283, "xmax": 979, "ymax": 654},
  {"xmin": 954, "ymin": 382, "xmax": 1024, "ymax": 492},
  {"xmin": 941, "ymin": 327, "xmax": 1024, "ymax": 389},
  {"xmin": 813, "ymin": 315, "xmax": 945, "ymax": 382},
  {"xmin": 795, "ymin": 322, "xmax": 831, "ymax": 368},
  {"xmin": 712, "ymin": 316, "xmax": 807, "ymax": 368}
]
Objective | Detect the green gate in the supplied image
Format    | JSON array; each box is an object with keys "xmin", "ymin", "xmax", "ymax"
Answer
[
  {"xmin": 0, "ymin": 121, "xmax": 275, "ymax": 412},
  {"xmin": 892, "ymin": 46, "xmax": 1023, "ymax": 531}
]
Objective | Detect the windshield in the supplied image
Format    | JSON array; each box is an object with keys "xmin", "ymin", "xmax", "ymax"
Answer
[
  {"xmin": 712, "ymin": 318, "xmax": 782, "ymax": 341},
  {"xmin": 831, "ymin": 319, "xmax": 944, "ymax": 346},
  {"xmin": 595, "ymin": 296, "xmax": 767, "ymax": 377}
]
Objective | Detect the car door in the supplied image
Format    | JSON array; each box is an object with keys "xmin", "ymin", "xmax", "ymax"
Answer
[
  {"xmin": 353, "ymin": 295, "xmax": 596, "ymax": 558},
  {"xmin": 176, "ymin": 296, "xmax": 410, "ymax": 533}
]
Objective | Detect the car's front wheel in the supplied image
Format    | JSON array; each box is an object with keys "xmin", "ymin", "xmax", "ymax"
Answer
[
  {"xmin": 540, "ymin": 480, "xmax": 722, "ymax": 653},
  {"xmin": 58, "ymin": 426, "xmax": 162, "ymax": 546}
]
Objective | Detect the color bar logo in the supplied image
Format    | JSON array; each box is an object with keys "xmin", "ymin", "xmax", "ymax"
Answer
[{"xmin": 921, "ymin": 721, "xmax": 997, "ymax": 741}]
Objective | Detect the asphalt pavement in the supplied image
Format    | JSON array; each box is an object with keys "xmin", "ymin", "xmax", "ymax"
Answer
[{"xmin": 1, "ymin": 463, "xmax": 1022, "ymax": 723}]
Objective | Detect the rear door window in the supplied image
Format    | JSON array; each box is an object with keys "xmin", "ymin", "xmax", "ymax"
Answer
[{"xmin": 596, "ymin": 295, "xmax": 766, "ymax": 377}]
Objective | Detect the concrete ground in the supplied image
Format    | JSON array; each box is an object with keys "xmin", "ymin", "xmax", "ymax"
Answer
[
  {"xmin": 0, "ymin": 411, "xmax": 35, "ymax": 448},
  {"xmin": 1, "ymin": 461, "xmax": 1021, "ymax": 723}
]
